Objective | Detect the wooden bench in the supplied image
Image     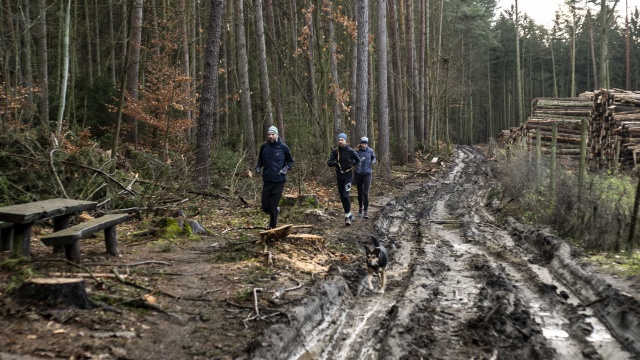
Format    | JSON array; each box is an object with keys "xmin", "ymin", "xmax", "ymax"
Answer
[
  {"xmin": 0, "ymin": 198, "xmax": 97, "ymax": 257},
  {"xmin": 40, "ymin": 214, "xmax": 130, "ymax": 263},
  {"xmin": 0, "ymin": 221, "xmax": 13, "ymax": 252}
]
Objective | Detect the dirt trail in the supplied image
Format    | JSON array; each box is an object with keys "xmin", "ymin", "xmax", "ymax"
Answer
[
  {"xmin": 251, "ymin": 146, "xmax": 640, "ymax": 360},
  {"xmin": 3, "ymin": 145, "xmax": 640, "ymax": 360}
]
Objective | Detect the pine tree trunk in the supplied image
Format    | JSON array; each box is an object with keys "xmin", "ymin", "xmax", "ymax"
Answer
[
  {"xmin": 389, "ymin": 0, "xmax": 406, "ymax": 164},
  {"xmin": 235, "ymin": 0, "xmax": 256, "ymax": 159},
  {"xmin": 83, "ymin": 0, "xmax": 94, "ymax": 85},
  {"xmin": 35, "ymin": 0, "xmax": 49, "ymax": 128},
  {"xmin": 254, "ymin": 0, "xmax": 274, "ymax": 137},
  {"xmin": 376, "ymin": 0, "xmax": 391, "ymax": 177},
  {"xmin": 406, "ymin": 0, "xmax": 418, "ymax": 159},
  {"xmin": 326, "ymin": 0, "xmax": 342, "ymax": 140},
  {"xmin": 265, "ymin": 0, "xmax": 285, "ymax": 141},
  {"xmin": 20, "ymin": 0, "xmax": 34, "ymax": 124},
  {"xmin": 125, "ymin": 0, "xmax": 144, "ymax": 146},
  {"xmin": 355, "ymin": 0, "xmax": 369, "ymax": 139},
  {"xmin": 195, "ymin": 0, "xmax": 225, "ymax": 190},
  {"xmin": 304, "ymin": 2, "xmax": 317, "ymax": 127},
  {"xmin": 180, "ymin": 0, "xmax": 192, "ymax": 137},
  {"xmin": 94, "ymin": 0, "xmax": 101, "ymax": 77}
]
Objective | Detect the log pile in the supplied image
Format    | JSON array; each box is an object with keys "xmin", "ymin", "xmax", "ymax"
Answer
[
  {"xmin": 500, "ymin": 90, "xmax": 640, "ymax": 169},
  {"xmin": 524, "ymin": 97, "xmax": 593, "ymax": 158},
  {"xmin": 581, "ymin": 89, "xmax": 640, "ymax": 168}
]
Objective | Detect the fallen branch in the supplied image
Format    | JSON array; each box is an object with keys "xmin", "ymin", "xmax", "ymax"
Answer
[
  {"xmin": 264, "ymin": 251, "xmax": 273, "ymax": 267},
  {"xmin": 270, "ymin": 277, "xmax": 303, "ymax": 299},
  {"xmin": 61, "ymin": 160, "xmax": 136, "ymax": 196},
  {"xmin": 123, "ymin": 260, "xmax": 172, "ymax": 267},
  {"xmin": 580, "ymin": 296, "xmax": 608, "ymax": 308},
  {"xmin": 111, "ymin": 268, "xmax": 179, "ymax": 299},
  {"xmin": 50, "ymin": 149, "xmax": 69, "ymax": 199},
  {"xmin": 225, "ymin": 299, "xmax": 278, "ymax": 312},
  {"xmin": 35, "ymin": 258, "xmax": 102, "ymax": 283},
  {"xmin": 251, "ymin": 288, "xmax": 264, "ymax": 319},
  {"xmin": 482, "ymin": 303, "xmax": 501, "ymax": 325},
  {"xmin": 131, "ymin": 229, "xmax": 159, "ymax": 237},
  {"xmin": 49, "ymin": 272, "xmax": 124, "ymax": 279}
]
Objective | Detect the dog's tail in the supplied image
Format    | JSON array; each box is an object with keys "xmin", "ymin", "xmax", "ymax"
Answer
[{"xmin": 371, "ymin": 236, "xmax": 381, "ymax": 248}]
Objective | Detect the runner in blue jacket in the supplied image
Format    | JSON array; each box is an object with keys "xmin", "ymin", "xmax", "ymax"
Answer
[
  {"xmin": 355, "ymin": 136, "xmax": 376, "ymax": 219},
  {"xmin": 255, "ymin": 126, "xmax": 294, "ymax": 229}
]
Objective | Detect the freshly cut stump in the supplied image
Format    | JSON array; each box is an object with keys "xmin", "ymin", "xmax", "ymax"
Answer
[{"xmin": 18, "ymin": 278, "xmax": 91, "ymax": 309}]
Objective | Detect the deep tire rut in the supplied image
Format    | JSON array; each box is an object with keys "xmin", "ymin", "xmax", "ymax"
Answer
[{"xmin": 250, "ymin": 146, "xmax": 638, "ymax": 360}]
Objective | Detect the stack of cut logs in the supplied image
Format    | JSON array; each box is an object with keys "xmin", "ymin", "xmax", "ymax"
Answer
[
  {"xmin": 581, "ymin": 89, "xmax": 640, "ymax": 168},
  {"xmin": 525, "ymin": 97, "xmax": 593, "ymax": 157},
  {"xmin": 501, "ymin": 89, "xmax": 640, "ymax": 169}
]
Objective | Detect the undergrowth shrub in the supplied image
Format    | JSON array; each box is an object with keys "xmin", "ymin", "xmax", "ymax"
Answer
[{"xmin": 495, "ymin": 147, "xmax": 636, "ymax": 252}]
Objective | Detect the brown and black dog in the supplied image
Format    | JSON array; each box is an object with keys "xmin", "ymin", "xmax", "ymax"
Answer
[{"xmin": 366, "ymin": 236, "xmax": 389, "ymax": 293}]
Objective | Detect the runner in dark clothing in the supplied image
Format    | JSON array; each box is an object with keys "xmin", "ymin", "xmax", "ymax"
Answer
[
  {"xmin": 355, "ymin": 136, "xmax": 376, "ymax": 219},
  {"xmin": 255, "ymin": 126, "xmax": 294, "ymax": 229},
  {"xmin": 327, "ymin": 133, "xmax": 360, "ymax": 226}
]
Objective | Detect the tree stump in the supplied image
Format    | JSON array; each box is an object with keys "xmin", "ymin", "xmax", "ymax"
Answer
[
  {"xmin": 258, "ymin": 224, "xmax": 293, "ymax": 251},
  {"xmin": 18, "ymin": 278, "xmax": 91, "ymax": 309},
  {"xmin": 287, "ymin": 234, "xmax": 325, "ymax": 247}
]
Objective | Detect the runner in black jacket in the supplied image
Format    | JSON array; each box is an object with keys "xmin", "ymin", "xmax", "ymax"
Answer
[
  {"xmin": 255, "ymin": 126, "xmax": 294, "ymax": 229},
  {"xmin": 327, "ymin": 133, "xmax": 360, "ymax": 226}
]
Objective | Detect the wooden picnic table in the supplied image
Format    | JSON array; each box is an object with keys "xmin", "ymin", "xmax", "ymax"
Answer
[{"xmin": 0, "ymin": 198, "xmax": 97, "ymax": 257}]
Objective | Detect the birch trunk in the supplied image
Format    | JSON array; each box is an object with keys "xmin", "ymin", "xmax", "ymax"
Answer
[{"xmin": 56, "ymin": 0, "xmax": 72, "ymax": 136}]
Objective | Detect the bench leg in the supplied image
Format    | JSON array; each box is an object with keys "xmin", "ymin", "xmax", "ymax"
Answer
[
  {"xmin": 104, "ymin": 226, "xmax": 119, "ymax": 256},
  {"xmin": 64, "ymin": 243, "xmax": 81, "ymax": 263},
  {"xmin": 52, "ymin": 216, "xmax": 71, "ymax": 255},
  {"xmin": 0, "ymin": 227, "xmax": 13, "ymax": 252},
  {"xmin": 12, "ymin": 223, "xmax": 32, "ymax": 258}
]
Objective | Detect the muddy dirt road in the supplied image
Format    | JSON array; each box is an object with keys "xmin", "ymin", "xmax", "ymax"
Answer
[{"xmin": 251, "ymin": 146, "xmax": 640, "ymax": 360}]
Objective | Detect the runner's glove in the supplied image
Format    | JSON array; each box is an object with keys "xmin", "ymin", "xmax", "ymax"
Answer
[
  {"xmin": 279, "ymin": 168, "xmax": 288, "ymax": 175},
  {"xmin": 255, "ymin": 166, "xmax": 261, "ymax": 174}
]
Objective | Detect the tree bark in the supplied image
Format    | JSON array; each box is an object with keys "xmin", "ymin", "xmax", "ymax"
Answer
[
  {"xmin": 83, "ymin": 0, "xmax": 94, "ymax": 85},
  {"xmin": 56, "ymin": 0, "xmax": 71, "ymax": 136},
  {"xmin": 406, "ymin": 0, "xmax": 417, "ymax": 159},
  {"xmin": 253, "ymin": 0, "xmax": 274, "ymax": 137},
  {"xmin": 35, "ymin": 0, "xmax": 49, "ymax": 128},
  {"xmin": 376, "ymin": 0, "xmax": 391, "ymax": 177},
  {"xmin": 326, "ymin": 0, "xmax": 342, "ymax": 138},
  {"xmin": 195, "ymin": 0, "xmax": 225, "ymax": 191},
  {"xmin": 235, "ymin": 0, "xmax": 256, "ymax": 159},
  {"xmin": 265, "ymin": 0, "xmax": 285, "ymax": 141},
  {"xmin": 125, "ymin": 0, "xmax": 144, "ymax": 146},
  {"xmin": 20, "ymin": 0, "xmax": 34, "ymax": 124},
  {"xmin": 355, "ymin": 0, "xmax": 369, "ymax": 139}
]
